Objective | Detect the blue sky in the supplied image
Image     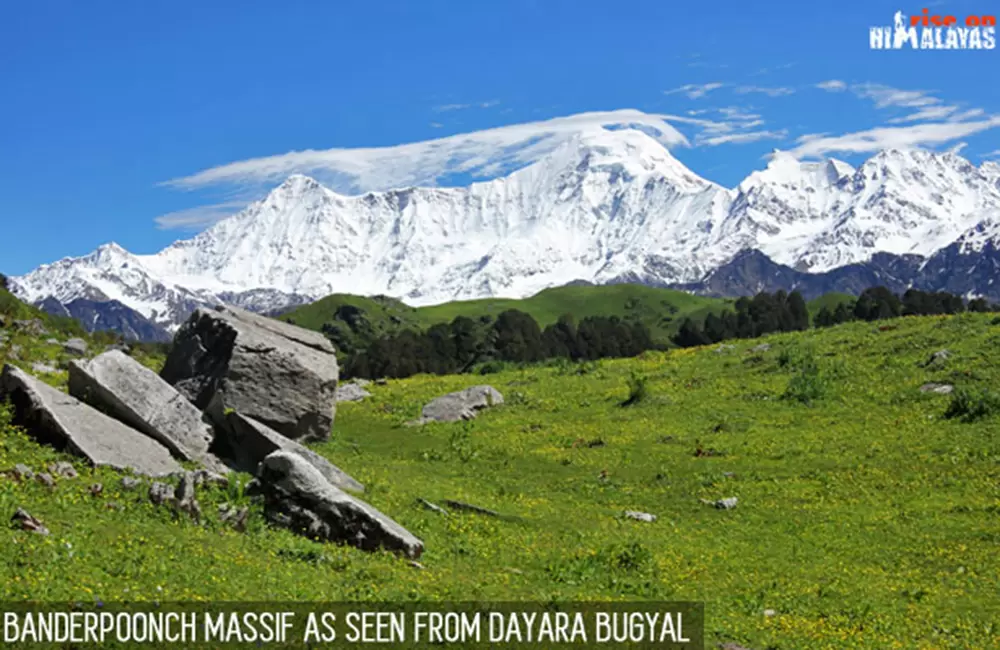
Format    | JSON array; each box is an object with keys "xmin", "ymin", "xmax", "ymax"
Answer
[{"xmin": 2, "ymin": 0, "xmax": 998, "ymax": 275}]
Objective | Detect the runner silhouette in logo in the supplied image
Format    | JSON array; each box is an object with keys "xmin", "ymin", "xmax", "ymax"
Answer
[{"xmin": 893, "ymin": 11, "xmax": 910, "ymax": 48}]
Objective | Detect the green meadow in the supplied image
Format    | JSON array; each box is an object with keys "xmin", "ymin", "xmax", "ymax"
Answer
[{"xmin": 1, "ymin": 302, "xmax": 999, "ymax": 648}]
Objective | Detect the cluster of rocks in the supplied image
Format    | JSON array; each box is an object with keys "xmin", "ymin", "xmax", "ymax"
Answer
[{"xmin": 0, "ymin": 304, "xmax": 427, "ymax": 558}]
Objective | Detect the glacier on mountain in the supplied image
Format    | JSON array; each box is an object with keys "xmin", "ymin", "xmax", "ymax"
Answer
[{"xmin": 12, "ymin": 119, "xmax": 1000, "ymax": 331}]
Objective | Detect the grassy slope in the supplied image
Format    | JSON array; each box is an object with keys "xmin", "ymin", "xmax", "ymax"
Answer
[
  {"xmin": 807, "ymin": 292, "xmax": 856, "ymax": 318},
  {"xmin": 280, "ymin": 284, "xmax": 731, "ymax": 346},
  {"xmin": 2, "ymin": 308, "xmax": 999, "ymax": 648},
  {"xmin": 0, "ymin": 288, "xmax": 162, "ymax": 389}
]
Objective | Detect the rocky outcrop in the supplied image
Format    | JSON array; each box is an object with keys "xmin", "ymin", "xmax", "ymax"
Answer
[
  {"xmin": 254, "ymin": 451, "xmax": 422, "ymax": 558},
  {"xmin": 68, "ymin": 351, "xmax": 219, "ymax": 467},
  {"xmin": 410, "ymin": 385, "xmax": 504, "ymax": 425},
  {"xmin": 207, "ymin": 404, "xmax": 363, "ymax": 493},
  {"xmin": 335, "ymin": 383, "xmax": 371, "ymax": 403},
  {"xmin": 0, "ymin": 365, "xmax": 181, "ymax": 476},
  {"xmin": 160, "ymin": 305, "xmax": 338, "ymax": 442},
  {"xmin": 63, "ymin": 338, "xmax": 88, "ymax": 357}
]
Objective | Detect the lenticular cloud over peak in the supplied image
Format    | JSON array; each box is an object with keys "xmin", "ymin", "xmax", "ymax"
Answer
[{"xmin": 162, "ymin": 110, "xmax": 693, "ymax": 196}]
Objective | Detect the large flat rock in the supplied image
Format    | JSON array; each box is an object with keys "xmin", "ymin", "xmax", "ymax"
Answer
[
  {"xmin": 257, "ymin": 451, "xmax": 422, "ymax": 558},
  {"xmin": 0, "ymin": 365, "xmax": 181, "ymax": 476},
  {"xmin": 207, "ymin": 401, "xmax": 363, "ymax": 493},
  {"xmin": 160, "ymin": 305, "xmax": 338, "ymax": 442},
  {"xmin": 411, "ymin": 385, "xmax": 504, "ymax": 425},
  {"xmin": 68, "ymin": 350, "xmax": 217, "ymax": 466}
]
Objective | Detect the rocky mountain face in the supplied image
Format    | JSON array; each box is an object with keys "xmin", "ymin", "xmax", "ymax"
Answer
[
  {"xmin": 37, "ymin": 297, "xmax": 172, "ymax": 342},
  {"xmin": 11, "ymin": 122, "xmax": 1000, "ymax": 339}
]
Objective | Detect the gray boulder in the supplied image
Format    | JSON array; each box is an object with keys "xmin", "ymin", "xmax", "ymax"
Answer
[
  {"xmin": 624, "ymin": 510, "xmax": 657, "ymax": 523},
  {"xmin": 256, "ymin": 450, "xmax": 423, "ymax": 558},
  {"xmin": 31, "ymin": 362, "xmax": 58, "ymax": 375},
  {"xmin": 160, "ymin": 305, "xmax": 339, "ymax": 442},
  {"xmin": 0, "ymin": 365, "xmax": 181, "ymax": 477},
  {"xmin": 207, "ymin": 403, "xmax": 363, "ymax": 493},
  {"xmin": 411, "ymin": 385, "xmax": 504, "ymax": 425},
  {"xmin": 68, "ymin": 351, "xmax": 218, "ymax": 467},
  {"xmin": 920, "ymin": 382, "xmax": 954, "ymax": 394},
  {"xmin": 63, "ymin": 338, "xmax": 89, "ymax": 357},
  {"xmin": 335, "ymin": 383, "xmax": 371, "ymax": 403}
]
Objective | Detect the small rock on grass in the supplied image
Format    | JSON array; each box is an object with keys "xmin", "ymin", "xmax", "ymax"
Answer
[
  {"xmin": 920, "ymin": 382, "xmax": 953, "ymax": 394},
  {"xmin": 35, "ymin": 473, "xmax": 55, "ymax": 488},
  {"xmin": 701, "ymin": 497, "xmax": 738, "ymax": 510},
  {"xmin": 121, "ymin": 476, "xmax": 142, "ymax": 491},
  {"xmin": 14, "ymin": 464, "xmax": 34, "ymax": 481},
  {"xmin": 49, "ymin": 462, "xmax": 78, "ymax": 479},
  {"xmin": 11, "ymin": 508, "xmax": 49, "ymax": 536},
  {"xmin": 149, "ymin": 481, "xmax": 173, "ymax": 505},
  {"xmin": 624, "ymin": 510, "xmax": 657, "ymax": 523}
]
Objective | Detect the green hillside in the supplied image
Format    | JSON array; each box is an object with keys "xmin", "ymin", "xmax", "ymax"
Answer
[
  {"xmin": 0, "ymin": 287, "xmax": 87, "ymax": 338},
  {"xmin": 2, "ymin": 307, "xmax": 999, "ymax": 648},
  {"xmin": 807, "ymin": 291, "xmax": 855, "ymax": 317},
  {"xmin": 280, "ymin": 284, "xmax": 731, "ymax": 352}
]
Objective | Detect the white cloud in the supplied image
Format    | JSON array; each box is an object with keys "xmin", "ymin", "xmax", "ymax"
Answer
[
  {"xmin": 735, "ymin": 85, "xmax": 795, "ymax": 97},
  {"xmin": 663, "ymin": 82, "xmax": 724, "ymax": 99},
  {"xmin": 816, "ymin": 80, "xmax": 847, "ymax": 92},
  {"xmin": 984, "ymin": 149, "xmax": 1000, "ymax": 158},
  {"xmin": 714, "ymin": 106, "xmax": 762, "ymax": 121},
  {"xmin": 433, "ymin": 103, "xmax": 470, "ymax": 112},
  {"xmin": 949, "ymin": 108, "xmax": 986, "ymax": 122},
  {"xmin": 433, "ymin": 100, "xmax": 500, "ymax": 113},
  {"xmin": 154, "ymin": 201, "xmax": 250, "ymax": 230},
  {"xmin": 887, "ymin": 105, "xmax": 958, "ymax": 123},
  {"xmin": 699, "ymin": 130, "xmax": 788, "ymax": 146},
  {"xmin": 163, "ymin": 110, "xmax": 695, "ymax": 195},
  {"xmin": 789, "ymin": 117, "xmax": 1000, "ymax": 158},
  {"xmin": 946, "ymin": 142, "xmax": 968, "ymax": 155},
  {"xmin": 429, "ymin": 122, "xmax": 444, "ymax": 128},
  {"xmin": 851, "ymin": 83, "xmax": 937, "ymax": 109}
]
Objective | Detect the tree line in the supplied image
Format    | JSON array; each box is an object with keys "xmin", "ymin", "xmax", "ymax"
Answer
[
  {"xmin": 672, "ymin": 290, "xmax": 810, "ymax": 347},
  {"xmin": 673, "ymin": 286, "xmax": 999, "ymax": 348},
  {"xmin": 345, "ymin": 310, "xmax": 656, "ymax": 380}
]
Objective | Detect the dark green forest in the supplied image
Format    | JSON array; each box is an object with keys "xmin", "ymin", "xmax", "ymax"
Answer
[{"xmin": 322, "ymin": 286, "xmax": 1000, "ymax": 380}]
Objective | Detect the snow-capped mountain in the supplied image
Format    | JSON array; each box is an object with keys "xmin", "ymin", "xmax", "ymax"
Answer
[{"xmin": 12, "ymin": 121, "xmax": 1000, "ymax": 336}]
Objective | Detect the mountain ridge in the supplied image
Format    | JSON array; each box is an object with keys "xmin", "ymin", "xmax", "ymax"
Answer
[{"xmin": 11, "ymin": 118, "xmax": 1000, "ymax": 335}]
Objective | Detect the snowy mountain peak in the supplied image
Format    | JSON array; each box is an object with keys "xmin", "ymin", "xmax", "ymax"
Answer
[{"xmin": 13, "ymin": 132, "xmax": 1000, "ymax": 334}]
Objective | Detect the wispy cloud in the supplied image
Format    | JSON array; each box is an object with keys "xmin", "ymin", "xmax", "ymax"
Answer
[
  {"xmin": 690, "ymin": 106, "xmax": 783, "ymax": 147},
  {"xmin": 429, "ymin": 122, "xmax": 444, "ymax": 128},
  {"xmin": 984, "ymin": 149, "xmax": 1000, "ymax": 159},
  {"xmin": 663, "ymin": 82, "xmax": 725, "ymax": 99},
  {"xmin": 946, "ymin": 142, "xmax": 968, "ymax": 155},
  {"xmin": 163, "ymin": 110, "xmax": 694, "ymax": 195},
  {"xmin": 750, "ymin": 63, "xmax": 795, "ymax": 76},
  {"xmin": 700, "ymin": 130, "xmax": 788, "ymax": 146},
  {"xmin": 847, "ymin": 82, "xmax": 989, "ymax": 126},
  {"xmin": 789, "ymin": 117, "xmax": 1000, "ymax": 158},
  {"xmin": 816, "ymin": 80, "xmax": 847, "ymax": 92},
  {"xmin": 851, "ymin": 83, "xmax": 937, "ymax": 109},
  {"xmin": 154, "ymin": 201, "xmax": 249, "ymax": 230},
  {"xmin": 433, "ymin": 100, "xmax": 501, "ymax": 113},
  {"xmin": 887, "ymin": 105, "xmax": 958, "ymax": 123},
  {"xmin": 735, "ymin": 85, "xmax": 795, "ymax": 97},
  {"xmin": 949, "ymin": 108, "xmax": 985, "ymax": 122}
]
